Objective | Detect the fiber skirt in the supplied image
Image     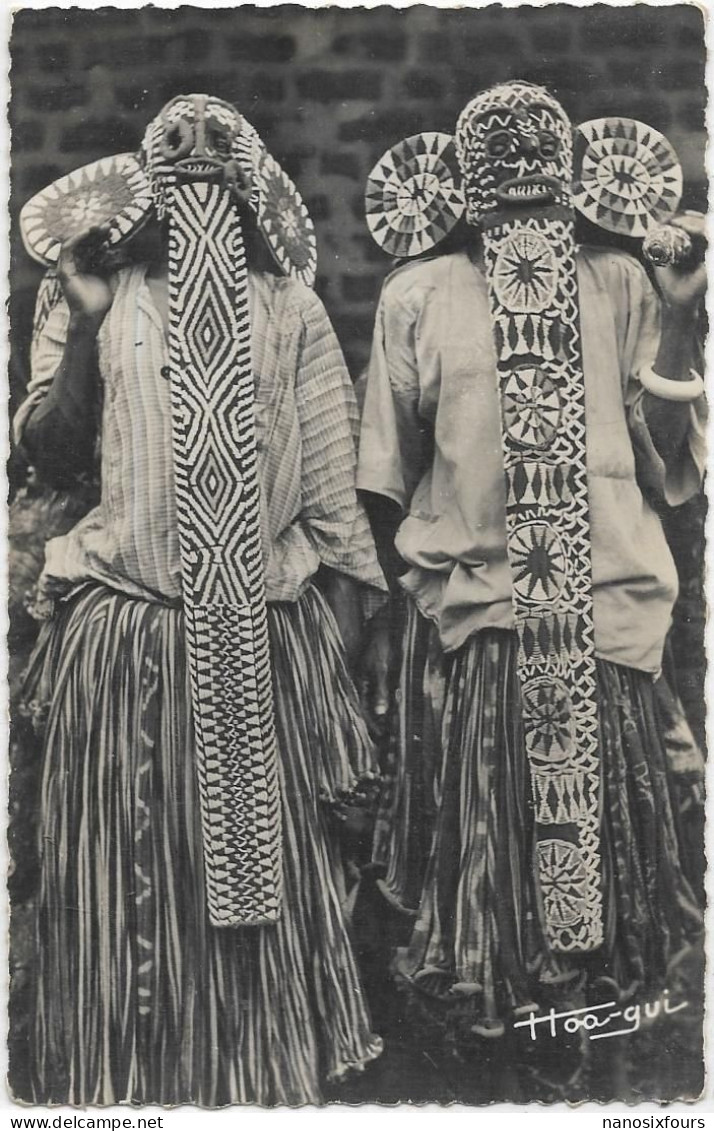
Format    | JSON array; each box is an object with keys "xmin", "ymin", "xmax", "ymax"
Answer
[
  {"xmin": 23, "ymin": 583, "xmax": 382, "ymax": 1106},
  {"xmin": 373, "ymin": 601, "xmax": 702, "ymax": 1041}
]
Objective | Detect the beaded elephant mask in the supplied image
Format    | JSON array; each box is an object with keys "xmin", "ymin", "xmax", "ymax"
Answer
[
  {"xmin": 365, "ymin": 80, "xmax": 686, "ymax": 956},
  {"xmin": 365, "ymin": 81, "xmax": 682, "ymax": 255},
  {"xmin": 19, "ymin": 94, "xmax": 327, "ymax": 929},
  {"xmin": 139, "ymin": 94, "xmax": 261, "ymax": 218},
  {"xmin": 20, "ymin": 92, "xmax": 317, "ymax": 286}
]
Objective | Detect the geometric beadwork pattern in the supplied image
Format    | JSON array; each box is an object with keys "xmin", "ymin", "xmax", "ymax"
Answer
[
  {"xmin": 503, "ymin": 367, "xmax": 563, "ymax": 448},
  {"xmin": 141, "ymin": 94, "xmax": 317, "ymax": 287},
  {"xmin": 21, "ymin": 94, "xmax": 318, "ymax": 295},
  {"xmin": 510, "ymin": 521, "xmax": 567, "ymax": 606},
  {"xmin": 518, "ymin": 612, "xmax": 583, "ymax": 667},
  {"xmin": 506, "ymin": 462, "xmax": 574, "ymax": 508},
  {"xmin": 492, "ymin": 230, "xmax": 558, "ymax": 313},
  {"xmin": 537, "ymin": 840, "xmax": 589, "ymax": 931},
  {"xmin": 365, "ymin": 132, "xmax": 465, "ymax": 257},
  {"xmin": 168, "ymin": 181, "xmax": 282, "ymax": 926},
  {"xmin": 522, "ymin": 677, "xmax": 574, "ymax": 764},
  {"xmin": 454, "ymin": 82, "xmax": 574, "ymax": 225},
  {"xmin": 20, "ymin": 153, "xmax": 153, "ymax": 266},
  {"xmin": 31, "ymin": 270, "xmax": 64, "ymax": 345},
  {"xmin": 573, "ymin": 117, "xmax": 682, "ymax": 239},
  {"xmin": 365, "ymin": 108, "xmax": 683, "ymax": 258},
  {"xmin": 483, "ymin": 211, "xmax": 603, "ymax": 952},
  {"xmin": 254, "ymin": 150, "xmax": 317, "ymax": 287},
  {"xmin": 139, "ymin": 95, "xmax": 260, "ymax": 220}
]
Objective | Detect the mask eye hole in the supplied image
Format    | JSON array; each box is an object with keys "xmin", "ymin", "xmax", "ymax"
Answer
[
  {"xmin": 485, "ymin": 130, "xmax": 514, "ymax": 159},
  {"xmin": 211, "ymin": 128, "xmax": 232, "ymax": 157},
  {"xmin": 538, "ymin": 131, "xmax": 560, "ymax": 160},
  {"xmin": 159, "ymin": 118, "xmax": 193, "ymax": 161}
]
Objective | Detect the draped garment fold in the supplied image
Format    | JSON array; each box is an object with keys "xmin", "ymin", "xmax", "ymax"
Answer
[
  {"xmin": 24, "ymin": 583, "xmax": 381, "ymax": 1106},
  {"xmin": 373, "ymin": 600, "xmax": 702, "ymax": 1037}
]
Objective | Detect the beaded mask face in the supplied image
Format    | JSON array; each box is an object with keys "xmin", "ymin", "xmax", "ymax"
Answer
[
  {"xmin": 140, "ymin": 94, "xmax": 260, "ymax": 218},
  {"xmin": 455, "ymin": 81, "xmax": 573, "ymax": 225},
  {"xmin": 20, "ymin": 91, "xmax": 317, "ymax": 287}
]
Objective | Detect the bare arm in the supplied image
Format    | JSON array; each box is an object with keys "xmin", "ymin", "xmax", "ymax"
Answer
[
  {"xmin": 358, "ymin": 492, "xmax": 405, "ymax": 734},
  {"xmin": 641, "ymin": 213, "xmax": 706, "ymax": 464},
  {"xmin": 320, "ymin": 567, "xmax": 362, "ymax": 673},
  {"xmin": 21, "ymin": 227, "xmax": 114, "ymax": 483}
]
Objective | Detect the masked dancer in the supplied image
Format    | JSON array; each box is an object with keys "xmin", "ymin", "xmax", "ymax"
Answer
[
  {"xmin": 14, "ymin": 94, "xmax": 386, "ymax": 1106},
  {"xmin": 357, "ymin": 81, "xmax": 705, "ymax": 1047}
]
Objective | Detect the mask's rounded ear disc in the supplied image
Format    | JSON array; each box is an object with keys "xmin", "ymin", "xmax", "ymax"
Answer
[
  {"xmin": 572, "ymin": 118, "xmax": 682, "ymax": 238},
  {"xmin": 254, "ymin": 151, "xmax": 317, "ymax": 288},
  {"xmin": 365, "ymin": 132, "xmax": 465, "ymax": 258},
  {"xmin": 20, "ymin": 153, "xmax": 153, "ymax": 266}
]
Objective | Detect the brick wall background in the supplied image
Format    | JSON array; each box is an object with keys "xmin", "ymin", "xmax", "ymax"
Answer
[
  {"xmin": 9, "ymin": 3, "xmax": 707, "ymax": 382},
  {"xmin": 8, "ymin": 3, "xmax": 708, "ymax": 741}
]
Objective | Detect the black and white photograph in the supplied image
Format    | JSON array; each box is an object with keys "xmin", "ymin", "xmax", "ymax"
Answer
[{"xmin": 5, "ymin": 0, "xmax": 710, "ymax": 1113}]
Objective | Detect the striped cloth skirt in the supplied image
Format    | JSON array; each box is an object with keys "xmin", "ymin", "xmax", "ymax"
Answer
[
  {"xmin": 373, "ymin": 600, "xmax": 703, "ymax": 1041},
  {"xmin": 23, "ymin": 583, "xmax": 382, "ymax": 1106}
]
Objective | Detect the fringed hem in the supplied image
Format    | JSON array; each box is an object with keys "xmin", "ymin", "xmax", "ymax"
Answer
[{"xmin": 326, "ymin": 1035, "xmax": 384, "ymax": 1082}]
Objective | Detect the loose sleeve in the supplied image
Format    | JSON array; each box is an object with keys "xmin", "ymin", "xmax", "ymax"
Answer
[
  {"xmin": 13, "ymin": 282, "xmax": 71, "ymax": 446},
  {"xmin": 295, "ymin": 291, "xmax": 387, "ymax": 596},
  {"xmin": 356, "ymin": 275, "xmax": 428, "ymax": 512},
  {"xmin": 620, "ymin": 258, "xmax": 706, "ymax": 507},
  {"xmin": 13, "ymin": 277, "xmax": 102, "ymax": 485}
]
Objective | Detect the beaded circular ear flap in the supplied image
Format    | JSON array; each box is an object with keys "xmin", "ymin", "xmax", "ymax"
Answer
[
  {"xmin": 365, "ymin": 131, "xmax": 465, "ymax": 257},
  {"xmin": 19, "ymin": 132, "xmax": 318, "ymax": 290},
  {"xmin": 253, "ymin": 149, "xmax": 318, "ymax": 287},
  {"xmin": 364, "ymin": 119, "xmax": 683, "ymax": 258},
  {"xmin": 572, "ymin": 117, "xmax": 683, "ymax": 238},
  {"xmin": 20, "ymin": 153, "xmax": 153, "ymax": 266}
]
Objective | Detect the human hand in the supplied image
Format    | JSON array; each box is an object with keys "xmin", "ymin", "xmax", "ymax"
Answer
[
  {"xmin": 653, "ymin": 211, "xmax": 707, "ymax": 312},
  {"xmin": 57, "ymin": 225, "xmax": 116, "ymax": 322},
  {"xmin": 223, "ymin": 160, "xmax": 254, "ymax": 208}
]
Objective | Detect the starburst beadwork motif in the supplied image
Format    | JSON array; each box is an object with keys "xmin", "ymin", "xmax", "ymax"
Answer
[
  {"xmin": 20, "ymin": 155, "xmax": 152, "ymax": 266},
  {"xmin": 255, "ymin": 152, "xmax": 317, "ymax": 286},
  {"xmin": 502, "ymin": 366, "xmax": 562, "ymax": 449},
  {"xmin": 521, "ymin": 677, "xmax": 574, "ymax": 763},
  {"xmin": 573, "ymin": 117, "xmax": 682, "ymax": 239},
  {"xmin": 493, "ymin": 229, "xmax": 558, "ymax": 313},
  {"xmin": 365, "ymin": 132, "xmax": 464, "ymax": 257},
  {"xmin": 510, "ymin": 521, "xmax": 567, "ymax": 605},
  {"xmin": 537, "ymin": 840, "xmax": 588, "ymax": 929}
]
